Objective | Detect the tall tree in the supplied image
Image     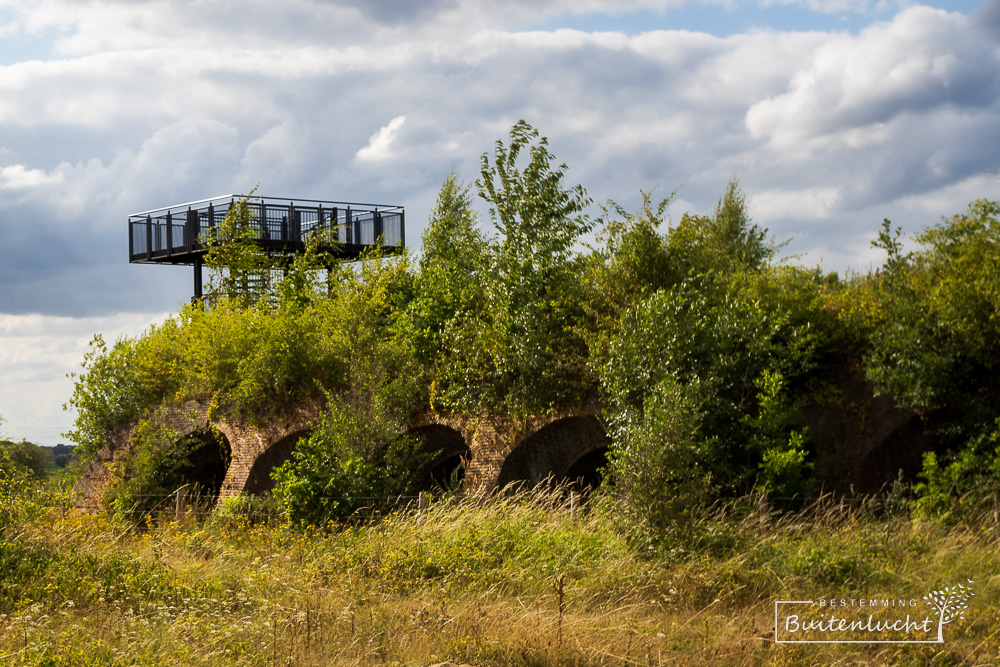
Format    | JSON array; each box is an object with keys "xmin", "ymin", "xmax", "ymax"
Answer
[
  {"xmin": 475, "ymin": 121, "xmax": 595, "ymax": 414},
  {"xmin": 667, "ymin": 179, "xmax": 776, "ymax": 278},
  {"xmin": 407, "ymin": 172, "xmax": 489, "ymax": 368}
]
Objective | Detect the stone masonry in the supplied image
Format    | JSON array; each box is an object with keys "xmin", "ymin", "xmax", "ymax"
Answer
[
  {"xmin": 76, "ymin": 371, "xmax": 929, "ymax": 504},
  {"xmin": 76, "ymin": 398, "xmax": 610, "ymax": 503}
]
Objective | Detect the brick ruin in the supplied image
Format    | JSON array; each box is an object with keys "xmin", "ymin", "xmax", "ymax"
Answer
[
  {"xmin": 75, "ymin": 364, "xmax": 932, "ymax": 506},
  {"xmin": 74, "ymin": 398, "xmax": 612, "ymax": 504}
]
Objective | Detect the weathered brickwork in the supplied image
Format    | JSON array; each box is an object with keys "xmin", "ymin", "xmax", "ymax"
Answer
[
  {"xmin": 75, "ymin": 400, "xmax": 214, "ymax": 506},
  {"xmin": 408, "ymin": 400, "xmax": 606, "ymax": 492},
  {"xmin": 76, "ymin": 398, "xmax": 609, "ymax": 503},
  {"xmin": 217, "ymin": 401, "xmax": 321, "ymax": 498},
  {"xmin": 76, "ymin": 372, "xmax": 928, "ymax": 504}
]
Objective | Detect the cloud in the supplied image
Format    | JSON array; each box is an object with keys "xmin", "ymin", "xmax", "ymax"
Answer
[
  {"xmin": 749, "ymin": 186, "xmax": 842, "ymax": 221},
  {"xmin": 0, "ymin": 311, "xmax": 171, "ymax": 446},
  {"xmin": 0, "ymin": 163, "xmax": 63, "ymax": 190},
  {"xmin": 0, "ymin": 0, "xmax": 994, "ymax": 313},
  {"xmin": 356, "ymin": 116, "xmax": 408, "ymax": 162},
  {"xmin": 758, "ymin": 0, "xmax": 897, "ymax": 13},
  {"xmin": 0, "ymin": 119, "xmax": 245, "ymax": 316},
  {"xmin": 745, "ymin": 6, "xmax": 1000, "ymax": 147},
  {"xmin": 338, "ymin": 0, "xmax": 459, "ymax": 25}
]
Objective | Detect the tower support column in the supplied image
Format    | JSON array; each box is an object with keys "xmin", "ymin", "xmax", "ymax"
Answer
[{"xmin": 193, "ymin": 256, "xmax": 203, "ymax": 302}]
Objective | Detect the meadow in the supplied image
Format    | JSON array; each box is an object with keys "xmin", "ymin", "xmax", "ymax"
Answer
[{"xmin": 2, "ymin": 487, "xmax": 999, "ymax": 666}]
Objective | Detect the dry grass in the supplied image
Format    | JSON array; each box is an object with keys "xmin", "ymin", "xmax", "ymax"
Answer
[{"xmin": 2, "ymin": 489, "xmax": 1000, "ymax": 665}]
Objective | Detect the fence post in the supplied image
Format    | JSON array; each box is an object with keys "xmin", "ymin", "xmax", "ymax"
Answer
[
  {"xmin": 418, "ymin": 491, "xmax": 427, "ymax": 526},
  {"xmin": 993, "ymin": 491, "xmax": 999, "ymax": 535},
  {"xmin": 569, "ymin": 491, "xmax": 577, "ymax": 523},
  {"xmin": 758, "ymin": 494, "xmax": 770, "ymax": 530},
  {"xmin": 175, "ymin": 485, "xmax": 188, "ymax": 523}
]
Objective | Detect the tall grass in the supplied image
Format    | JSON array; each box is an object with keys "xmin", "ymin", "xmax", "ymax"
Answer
[{"xmin": 1, "ymin": 487, "xmax": 999, "ymax": 665}]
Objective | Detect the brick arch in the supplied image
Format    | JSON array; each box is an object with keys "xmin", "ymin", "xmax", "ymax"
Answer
[
  {"xmin": 496, "ymin": 415, "xmax": 610, "ymax": 489},
  {"xmin": 79, "ymin": 401, "xmax": 615, "ymax": 503},
  {"xmin": 174, "ymin": 427, "xmax": 233, "ymax": 496},
  {"xmin": 217, "ymin": 401, "xmax": 321, "ymax": 498},
  {"xmin": 239, "ymin": 429, "xmax": 312, "ymax": 495},
  {"xmin": 75, "ymin": 399, "xmax": 215, "ymax": 504},
  {"xmin": 407, "ymin": 423, "xmax": 471, "ymax": 489},
  {"xmin": 405, "ymin": 404, "xmax": 606, "ymax": 493}
]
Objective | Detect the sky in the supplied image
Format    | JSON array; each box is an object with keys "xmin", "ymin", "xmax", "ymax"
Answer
[{"xmin": 1, "ymin": 0, "xmax": 998, "ymax": 447}]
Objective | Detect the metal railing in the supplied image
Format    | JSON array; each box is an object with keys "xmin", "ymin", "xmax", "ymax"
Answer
[{"xmin": 129, "ymin": 194, "xmax": 405, "ymax": 263}]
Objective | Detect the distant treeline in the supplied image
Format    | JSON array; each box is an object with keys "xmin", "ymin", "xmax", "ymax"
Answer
[
  {"xmin": 0, "ymin": 440, "xmax": 76, "ymax": 478},
  {"xmin": 62, "ymin": 121, "xmax": 1000, "ymax": 536}
]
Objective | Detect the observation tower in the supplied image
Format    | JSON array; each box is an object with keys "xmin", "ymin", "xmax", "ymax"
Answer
[{"xmin": 128, "ymin": 194, "xmax": 405, "ymax": 300}]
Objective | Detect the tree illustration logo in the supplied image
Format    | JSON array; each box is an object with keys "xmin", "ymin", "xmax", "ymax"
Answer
[{"xmin": 924, "ymin": 580, "xmax": 974, "ymax": 643}]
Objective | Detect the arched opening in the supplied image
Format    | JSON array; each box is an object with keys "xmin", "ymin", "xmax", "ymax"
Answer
[
  {"xmin": 243, "ymin": 430, "xmax": 311, "ymax": 495},
  {"xmin": 172, "ymin": 429, "xmax": 231, "ymax": 498},
  {"xmin": 854, "ymin": 415, "xmax": 930, "ymax": 494},
  {"xmin": 408, "ymin": 424, "xmax": 471, "ymax": 491},
  {"xmin": 563, "ymin": 445, "xmax": 610, "ymax": 492},
  {"xmin": 497, "ymin": 416, "xmax": 610, "ymax": 491}
]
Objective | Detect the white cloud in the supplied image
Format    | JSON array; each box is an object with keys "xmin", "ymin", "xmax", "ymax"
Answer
[
  {"xmin": 356, "ymin": 116, "xmax": 407, "ymax": 162},
  {"xmin": 0, "ymin": 163, "xmax": 62, "ymax": 190},
  {"xmin": 895, "ymin": 171, "xmax": 1000, "ymax": 224},
  {"xmin": 745, "ymin": 6, "xmax": 1000, "ymax": 148},
  {"xmin": 749, "ymin": 186, "xmax": 842, "ymax": 221},
  {"xmin": 758, "ymin": 0, "xmax": 897, "ymax": 13},
  {"xmin": 0, "ymin": 311, "xmax": 170, "ymax": 446}
]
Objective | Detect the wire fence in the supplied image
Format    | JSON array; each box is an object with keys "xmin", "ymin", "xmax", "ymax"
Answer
[
  {"xmin": 5, "ymin": 481, "xmax": 601, "ymax": 528},
  {"xmin": 8, "ymin": 481, "xmax": 1000, "ymax": 533}
]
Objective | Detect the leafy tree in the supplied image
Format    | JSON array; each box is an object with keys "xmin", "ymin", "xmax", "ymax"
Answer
[
  {"xmin": 864, "ymin": 200, "xmax": 1000, "ymax": 514},
  {"xmin": 201, "ymin": 194, "xmax": 280, "ymax": 306},
  {"xmin": 51, "ymin": 444, "xmax": 75, "ymax": 468},
  {"xmin": 867, "ymin": 202, "xmax": 1000, "ymax": 423},
  {"xmin": 470, "ymin": 120, "xmax": 595, "ymax": 414},
  {"xmin": 478, "ymin": 121, "xmax": 592, "ymax": 274},
  {"xmin": 0, "ymin": 440, "xmax": 52, "ymax": 479},
  {"xmin": 406, "ymin": 172, "xmax": 489, "ymax": 370},
  {"xmin": 583, "ymin": 190, "xmax": 677, "ymax": 334},
  {"xmin": 598, "ymin": 183, "xmax": 824, "ymax": 537},
  {"xmin": 64, "ymin": 333, "xmax": 181, "ymax": 460},
  {"xmin": 667, "ymin": 179, "xmax": 776, "ymax": 277}
]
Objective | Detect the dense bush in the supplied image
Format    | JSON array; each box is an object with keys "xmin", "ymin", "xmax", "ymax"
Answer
[
  {"xmin": 596, "ymin": 193, "xmax": 828, "ymax": 536},
  {"xmin": 860, "ymin": 202, "xmax": 1000, "ymax": 519}
]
